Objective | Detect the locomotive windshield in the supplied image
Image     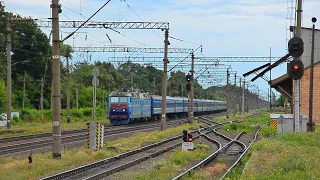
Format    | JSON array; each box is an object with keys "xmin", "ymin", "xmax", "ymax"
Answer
[{"xmin": 110, "ymin": 96, "xmax": 128, "ymax": 104}]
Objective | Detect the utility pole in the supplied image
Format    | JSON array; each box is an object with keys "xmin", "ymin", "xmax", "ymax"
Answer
[
  {"xmin": 233, "ymin": 73, "xmax": 237, "ymax": 116},
  {"xmin": 102, "ymin": 88, "xmax": 105, "ymax": 111},
  {"xmin": 22, "ymin": 71, "xmax": 26, "ymax": 111},
  {"xmin": 308, "ymin": 17, "xmax": 317, "ymax": 132},
  {"xmin": 51, "ymin": 0, "xmax": 62, "ymax": 159},
  {"xmin": 269, "ymin": 47, "xmax": 272, "ymax": 113},
  {"xmin": 160, "ymin": 29, "xmax": 169, "ymax": 131},
  {"xmin": 242, "ymin": 80, "xmax": 245, "ymax": 114},
  {"xmin": 130, "ymin": 64, "xmax": 134, "ymax": 90},
  {"xmin": 245, "ymin": 83, "xmax": 251, "ymax": 113},
  {"xmin": 76, "ymin": 85, "xmax": 78, "ymax": 110},
  {"xmin": 6, "ymin": 17, "xmax": 11, "ymax": 129},
  {"xmin": 66, "ymin": 55, "xmax": 70, "ymax": 123},
  {"xmin": 189, "ymin": 53, "xmax": 195, "ymax": 124},
  {"xmin": 293, "ymin": 0, "xmax": 302, "ymax": 132},
  {"xmin": 153, "ymin": 77, "xmax": 156, "ymax": 95},
  {"xmin": 285, "ymin": 97, "xmax": 288, "ymax": 114},
  {"xmin": 268, "ymin": 89, "xmax": 270, "ymax": 111},
  {"xmin": 40, "ymin": 77, "xmax": 44, "ymax": 120},
  {"xmin": 239, "ymin": 78, "xmax": 242, "ymax": 114},
  {"xmin": 109, "ymin": 75, "xmax": 111, "ymax": 95},
  {"xmin": 168, "ymin": 81, "xmax": 171, "ymax": 96},
  {"xmin": 226, "ymin": 69, "xmax": 230, "ymax": 119}
]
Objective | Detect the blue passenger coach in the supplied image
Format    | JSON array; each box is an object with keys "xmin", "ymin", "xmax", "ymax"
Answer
[{"xmin": 108, "ymin": 91, "xmax": 226, "ymax": 125}]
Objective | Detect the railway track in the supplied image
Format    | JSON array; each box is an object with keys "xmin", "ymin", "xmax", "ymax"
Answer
[
  {"xmin": 39, "ymin": 126, "xmax": 219, "ymax": 180},
  {"xmin": 0, "ymin": 119, "xmax": 187, "ymax": 156},
  {"xmin": 38, "ymin": 113, "xmax": 257, "ymax": 180},
  {"xmin": 0, "ymin": 112, "xmax": 227, "ymax": 156},
  {"xmin": 0, "ymin": 120, "xmax": 169, "ymax": 144},
  {"xmin": 172, "ymin": 114, "xmax": 263, "ymax": 180}
]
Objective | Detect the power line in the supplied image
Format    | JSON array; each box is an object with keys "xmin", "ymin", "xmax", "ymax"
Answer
[
  {"xmin": 61, "ymin": 3, "xmax": 150, "ymax": 49},
  {"xmin": 169, "ymin": 36, "xmax": 202, "ymax": 46},
  {"xmin": 62, "ymin": 0, "xmax": 112, "ymax": 42}
]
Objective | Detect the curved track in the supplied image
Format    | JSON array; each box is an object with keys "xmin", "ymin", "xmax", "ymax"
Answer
[{"xmin": 172, "ymin": 113, "xmax": 263, "ymax": 180}]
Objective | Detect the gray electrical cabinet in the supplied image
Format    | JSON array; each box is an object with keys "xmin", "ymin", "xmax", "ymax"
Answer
[{"xmin": 270, "ymin": 114, "xmax": 308, "ymax": 133}]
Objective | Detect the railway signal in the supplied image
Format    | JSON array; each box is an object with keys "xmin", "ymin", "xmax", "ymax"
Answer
[
  {"xmin": 288, "ymin": 37, "xmax": 304, "ymax": 58},
  {"xmin": 182, "ymin": 130, "xmax": 193, "ymax": 142},
  {"xmin": 287, "ymin": 60, "xmax": 304, "ymax": 80},
  {"xmin": 186, "ymin": 74, "xmax": 191, "ymax": 82},
  {"xmin": 187, "ymin": 133, "xmax": 193, "ymax": 142},
  {"xmin": 186, "ymin": 74, "xmax": 192, "ymax": 91},
  {"xmin": 182, "ymin": 130, "xmax": 194, "ymax": 150}
]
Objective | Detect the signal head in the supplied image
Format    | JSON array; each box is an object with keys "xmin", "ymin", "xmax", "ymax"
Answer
[
  {"xmin": 312, "ymin": 17, "xmax": 317, "ymax": 23},
  {"xmin": 186, "ymin": 74, "xmax": 191, "ymax": 82},
  {"xmin": 287, "ymin": 60, "xmax": 304, "ymax": 80},
  {"xmin": 288, "ymin": 37, "xmax": 304, "ymax": 58}
]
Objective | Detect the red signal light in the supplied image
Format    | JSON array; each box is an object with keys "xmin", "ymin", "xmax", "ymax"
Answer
[
  {"xmin": 293, "ymin": 65, "xmax": 299, "ymax": 71},
  {"xmin": 188, "ymin": 138, "xmax": 193, "ymax": 142}
]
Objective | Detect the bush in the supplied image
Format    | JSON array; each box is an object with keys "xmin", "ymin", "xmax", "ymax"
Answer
[
  {"xmin": 43, "ymin": 109, "xmax": 52, "ymax": 119},
  {"xmin": 21, "ymin": 108, "xmax": 39, "ymax": 121},
  {"xmin": 260, "ymin": 126, "xmax": 277, "ymax": 137},
  {"xmin": 12, "ymin": 115, "xmax": 22, "ymax": 125},
  {"xmin": 71, "ymin": 109, "xmax": 83, "ymax": 118},
  {"xmin": 81, "ymin": 108, "xmax": 92, "ymax": 117},
  {"xmin": 224, "ymin": 123, "xmax": 238, "ymax": 131}
]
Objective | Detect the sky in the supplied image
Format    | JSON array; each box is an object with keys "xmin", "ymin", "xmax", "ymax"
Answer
[{"xmin": 3, "ymin": 0, "xmax": 320, "ymax": 100}]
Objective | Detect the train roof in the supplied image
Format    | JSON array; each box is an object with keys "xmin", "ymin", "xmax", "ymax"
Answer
[
  {"xmin": 151, "ymin": 95, "xmax": 226, "ymax": 103},
  {"xmin": 109, "ymin": 91, "xmax": 132, "ymax": 97}
]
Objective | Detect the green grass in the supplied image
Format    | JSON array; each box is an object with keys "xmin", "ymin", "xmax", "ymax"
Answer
[
  {"xmin": 221, "ymin": 124, "xmax": 320, "ymax": 180},
  {"xmin": 237, "ymin": 134, "xmax": 320, "ymax": 180},
  {"xmin": 211, "ymin": 111, "xmax": 256, "ymax": 123},
  {"xmin": 222, "ymin": 113, "xmax": 270, "ymax": 134},
  {"xmin": 0, "ymin": 123, "xmax": 201, "ymax": 180},
  {"xmin": 114, "ymin": 144, "xmax": 213, "ymax": 180},
  {"xmin": 0, "ymin": 116, "xmax": 110, "ymax": 138}
]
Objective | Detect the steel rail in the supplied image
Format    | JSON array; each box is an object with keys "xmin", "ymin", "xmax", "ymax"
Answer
[
  {"xmin": 0, "ymin": 119, "xmax": 187, "ymax": 156},
  {"xmin": 39, "ymin": 129, "xmax": 205, "ymax": 180},
  {"xmin": 171, "ymin": 132, "xmax": 243, "ymax": 180},
  {"xmin": 0, "ymin": 118, "xmax": 187, "ymax": 144},
  {"xmin": 219, "ymin": 124, "xmax": 265, "ymax": 180},
  {"xmin": 171, "ymin": 113, "xmax": 261, "ymax": 179}
]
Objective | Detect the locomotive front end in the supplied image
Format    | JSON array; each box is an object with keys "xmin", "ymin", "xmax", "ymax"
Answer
[{"xmin": 108, "ymin": 91, "xmax": 132, "ymax": 125}]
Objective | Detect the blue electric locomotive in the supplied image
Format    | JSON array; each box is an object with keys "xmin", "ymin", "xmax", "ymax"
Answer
[{"xmin": 108, "ymin": 90, "xmax": 226, "ymax": 125}]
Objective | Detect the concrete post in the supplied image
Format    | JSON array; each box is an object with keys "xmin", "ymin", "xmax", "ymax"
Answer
[{"xmin": 51, "ymin": 0, "xmax": 62, "ymax": 159}]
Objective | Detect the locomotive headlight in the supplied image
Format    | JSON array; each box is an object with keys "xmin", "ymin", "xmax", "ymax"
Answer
[
  {"xmin": 112, "ymin": 109, "xmax": 116, "ymax": 112},
  {"xmin": 122, "ymin": 109, "xmax": 126, "ymax": 112}
]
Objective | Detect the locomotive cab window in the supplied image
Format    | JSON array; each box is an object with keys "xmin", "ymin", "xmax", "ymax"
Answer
[
  {"xmin": 119, "ymin": 97, "xmax": 128, "ymax": 103},
  {"xmin": 110, "ymin": 97, "xmax": 119, "ymax": 103},
  {"xmin": 110, "ymin": 97, "xmax": 128, "ymax": 104}
]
